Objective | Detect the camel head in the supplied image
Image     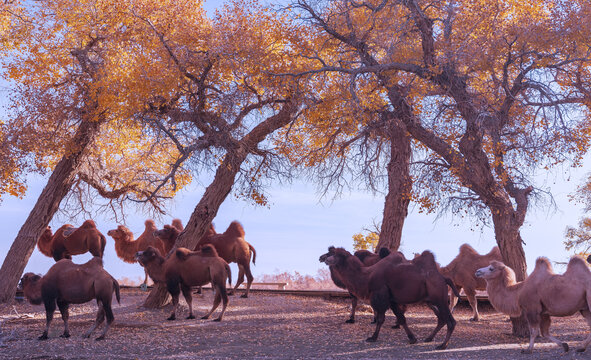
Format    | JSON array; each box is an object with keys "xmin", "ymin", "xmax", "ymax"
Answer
[
  {"xmin": 107, "ymin": 225, "xmax": 133, "ymax": 242},
  {"xmin": 153, "ymin": 225, "xmax": 179, "ymax": 241},
  {"xmin": 323, "ymin": 247, "xmax": 352, "ymax": 267},
  {"xmin": 475, "ymin": 260, "xmax": 506, "ymax": 280},
  {"xmin": 135, "ymin": 246, "xmax": 163, "ymax": 267},
  {"xmin": 319, "ymin": 246, "xmax": 336, "ymax": 263},
  {"xmin": 19, "ymin": 273, "xmax": 43, "ymax": 305}
]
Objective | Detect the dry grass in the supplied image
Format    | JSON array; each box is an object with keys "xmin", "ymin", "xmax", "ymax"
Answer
[{"xmin": 1, "ymin": 289, "xmax": 590, "ymax": 359}]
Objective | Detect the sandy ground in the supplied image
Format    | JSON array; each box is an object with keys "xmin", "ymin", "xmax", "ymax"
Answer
[{"xmin": 1, "ymin": 289, "xmax": 590, "ymax": 359}]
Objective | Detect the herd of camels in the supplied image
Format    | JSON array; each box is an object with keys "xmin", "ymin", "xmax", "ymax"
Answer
[{"xmin": 18, "ymin": 218, "xmax": 591, "ymax": 354}]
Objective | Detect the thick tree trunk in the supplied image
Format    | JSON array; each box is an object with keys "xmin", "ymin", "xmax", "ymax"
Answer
[
  {"xmin": 142, "ymin": 149, "xmax": 248, "ymax": 308},
  {"xmin": 0, "ymin": 120, "xmax": 100, "ymax": 303},
  {"xmin": 491, "ymin": 207, "xmax": 529, "ymax": 337},
  {"xmin": 377, "ymin": 122, "xmax": 411, "ymax": 251}
]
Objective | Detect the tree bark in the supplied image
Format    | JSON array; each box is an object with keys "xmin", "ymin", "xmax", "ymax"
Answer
[
  {"xmin": 376, "ymin": 121, "xmax": 412, "ymax": 251},
  {"xmin": 0, "ymin": 120, "xmax": 100, "ymax": 303}
]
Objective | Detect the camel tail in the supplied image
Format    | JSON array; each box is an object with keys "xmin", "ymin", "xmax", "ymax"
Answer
[
  {"xmin": 225, "ymin": 262, "xmax": 232, "ymax": 288},
  {"xmin": 445, "ymin": 277, "xmax": 461, "ymax": 298},
  {"xmin": 112, "ymin": 277, "xmax": 121, "ymax": 305},
  {"xmin": 100, "ymin": 233, "xmax": 107, "ymax": 257},
  {"xmin": 248, "ymin": 243, "xmax": 257, "ymax": 265}
]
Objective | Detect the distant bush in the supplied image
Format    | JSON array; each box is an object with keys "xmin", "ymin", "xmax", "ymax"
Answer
[{"xmin": 256, "ymin": 268, "xmax": 340, "ymax": 290}]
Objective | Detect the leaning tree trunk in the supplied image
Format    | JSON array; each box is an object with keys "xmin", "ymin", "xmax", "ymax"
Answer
[
  {"xmin": 491, "ymin": 206, "xmax": 529, "ymax": 337},
  {"xmin": 0, "ymin": 120, "xmax": 100, "ymax": 303},
  {"xmin": 142, "ymin": 100, "xmax": 298, "ymax": 308},
  {"xmin": 142, "ymin": 148, "xmax": 248, "ymax": 308},
  {"xmin": 376, "ymin": 121, "xmax": 412, "ymax": 252}
]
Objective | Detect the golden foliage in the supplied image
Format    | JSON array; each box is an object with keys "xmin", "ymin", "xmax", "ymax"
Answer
[{"xmin": 352, "ymin": 231, "xmax": 379, "ymax": 252}]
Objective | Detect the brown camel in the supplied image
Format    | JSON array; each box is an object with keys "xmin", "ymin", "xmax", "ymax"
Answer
[
  {"xmin": 107, "ymin": 220, "xmax": 169, "ymax": 285},
  {"xmin": 135, "ymin": 245, "xmax": 231, "ymax": 321},
  {"xmin": 319, "ymin": 246, "xmax": 406, "ymax": 324},
  {"xmin": 439, "ymin": 244, "xmax": 502, "ymax": 321},
  {"xmin": 37, "ymin": 220, "xmax": 107, "ymax": 261},
  {"xmin": 153, "ymin": 224, "xmax": 182, "ymax": 256},
  {"xmin": 196, "ymin": 221, "xmax": 257, "ymax": 298},
  {"xmin": 476, "ymin": 257, "xmax": 591, "ymax": 354},
  {"xmin": 19, "ymin": 257, "xmax": 120, "ymax": 340},
  {"xmin": 324, "ymin": 247, "xmax": 458, "ymax": 350}
]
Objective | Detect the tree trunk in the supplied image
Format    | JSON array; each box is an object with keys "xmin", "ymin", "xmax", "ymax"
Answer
[
  {"xmin": 142, "ymin": 148, "xmax": 248, "ymax": 308},
  {"xmin": 0, "ymin": 120, "xmax": 100, "ymax": 303},
  {"xmin": 491, "ymin": 206, "xmax": 530, "ymax": 337},
  {"xmin": 377, "ymin": 121, "xmax": 411, "ymax": 251}
]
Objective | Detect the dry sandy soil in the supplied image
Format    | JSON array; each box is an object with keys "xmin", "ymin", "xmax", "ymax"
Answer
[{"xmin": 1, "ymin": 288, "xmax": 590, "ymax": 359}]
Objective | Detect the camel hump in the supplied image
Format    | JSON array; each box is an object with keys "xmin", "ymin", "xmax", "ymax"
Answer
[
  {"xmin": 87, "ymin": 256, "xmax": 104, "ymax": 268},
  {"xmin": 378, "ymin": 247, "xmax": 391, "ymax": 258},
  {"xmin": 80, "ymin": 220, "xmax": 97, "ymax": 229},
  {"xmin": 145, "ymin": 219, "xmax": 157, "ymax": 229},
  {"xmin": 566, "ymin": 256, "xmax": 591, "ymax": 276},
  {"xmin": 171, "ymin": 219, "xmax": 184, "ymax": 231},
  {"xmin": 175, "ymin": 247, "xmax": 192, "ymax": 261},
  {"xmin": 224, "ymin": 221, "xmax": 245, "ymax": 238},
  {"xmin": 458, "ymin": 243, "xmax": 479, "ymax": 256},
  {"xmin": 488, "ymin": 246, "xmax": 501, "ymax": 258},
  {"xmin": 200, "ymin": 244, "xmax": 219, "ymax": 257},
  {"xmin": 533, "ymin": 257, "xmax": 554, "ymax": 274},
  {"xmin": 354, "ymin": 249, "xmax": 373, "ymax": 262},
  {"xmin": 413, "ymin": 250, "xmax": 438, "ymax": 269}
]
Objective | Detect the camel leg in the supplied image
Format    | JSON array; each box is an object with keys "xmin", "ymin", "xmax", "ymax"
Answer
[
  {"xmin": 95, "ymin": 302, "xmax": 114, "ymax": 340},
  {"xmin": 523, "ymin": 312, "xmax": 540, "ymax": 354},
  {"xmin": 56, "ymin": 300, "xmax": 70, "ymax": 338},
  {"xmin": 84, "ymin": 301, "xmax": 105, "ymax": 338},
  {"xmin": 142, "ymin": 269, "xmax": 149, "ymax": 286},
  {"xmin": 166, "ymin": 279, "xmax": 181, "ymax": 320},
  {"xmin": 181, "ymin": 284, "xmax": 194, "ymax": 319},
  {"xmin": 449, "ymin": 285, "xmax": 461, "ymax": 314},
  {"xmin": 539, "ymin": 314, "xmax": 568, "ymax": 352},
  {"xmin": 228, "ymin": 266, "xmax": 243, "ymax": 296},
  {"xmin": 40, "ymin": 299, "xmax": 57, "ymax": 340},
  {"xmin": 391, "ymin": 304, "xmax": 406, "ymax": 329},
  {"xmin": 346, "ymin": 295, "xmax": 357, "ymax": 323},
  {"xmin": 576, "ymin": 309, "xmax": 591, "ymax": 352},
  {"xmin": 234, "ymin": 262, "xmax": 254, "ymax": 298},
  {"xmin": 214, "ymin": 285, "xmax": 229, "ymax": 322},
  {"xmin": 465, "ymin": 288, "xmax": 479, "ymax": 321},
  {"xmin": 390, "ymin": 302, "xmax": 416, "ymax": 344},
  {"xmin": 366, "ymin": 289, "xmax": 389, "ymax": 342},
  {"xmin": 202, "ymin": 284, "xmax": 228, "ymax": 322},
  {"xmin": 427, "ymin": 303, "xmax": 456, "ymax": 350}
]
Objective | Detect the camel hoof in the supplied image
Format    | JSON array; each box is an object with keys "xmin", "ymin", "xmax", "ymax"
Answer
[
  {"xmin": 470, "ymin": 317, "xmax": 479, "ymax": 322},
  {"xmin": 95, "ymin": 335, "xmax": 105, "ymax": 341},
  {"xmin": 408, "ymin": 337, "xmax": 417, "ymax": 344},
  {"xmin": 391, "ymin": 324, "xmax": 400, "ymax": 329},
  {"xmin": 576, "ymin": 347, "xmax": 585, "ymax": 353},
  {"xmin": 345, "ymin": 319, "xmax": 355, "ymax": 324},
  {"xmin": 365, "ymin": 337, "xmax": 377, "ymax": 342},
  {"xmin": 186, "ymin": 315, "xmax": 195, "ymax": 320},
  {"xmin": 213, "ymin": 318, "xmax": 222, "ymax": 322},
  {"xmin": 521, "ymin": 349, "xmax": 533, "ymax": 354},
  {"xmin": 38, "ymin": 334, "xmax": 48, "ymax": 341},
  {"xmin": 201, "ymin": 315, "xmax": 210, "ymax": 320},
  {"xmin": 435, "ymin": 343, "xmax": 448, "ymax": 350},
  {"xmin": 240, "ymin": 294, "xmax": 248, "ymax": 298},
  {"xmin": 60, "ymin": 332, "xmax": 70, "ymax": 338},
  {"xmin": 167, "ymin": 315, "xmax": 176, "ymax": 321},
  {"xmin": 424, "ymin": 337, "xmax": 434, "ymax": 343}
]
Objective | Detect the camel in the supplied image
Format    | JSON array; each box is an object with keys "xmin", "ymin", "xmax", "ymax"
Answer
[
  {"xmin": 19, "ymin": 257, "xmax": 120, "ymax": 340},
  {"xmin": 196, "ymin": 221, "xmax": 257, "ymax": 298},
  {"xmin": 475, "ymin": 257, "xmax": 591, "ymax": 354},
  {"xmin": 37, "ymin": 220, "xmax": 106, "ymax": 261},
  {"xmin": 439, "ymin": 244, "xmax": 502, "ymax": 321},
  {"xmin": 107, "ymin": 220, "xmax": 178, "ymax": 285},
  {"xmin": 324, "ymin": 247, "xmax": 458, "ymax": 350},
  {"xmin": 319, "ymin": 246, "xmax": 405, "ymax": 324},
  {"xmin": 135, "ymin": 245, "xmax": 231, "ymax": 321}
]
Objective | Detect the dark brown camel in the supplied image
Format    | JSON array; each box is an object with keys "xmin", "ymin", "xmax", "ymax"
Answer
[
  {"xmin": 319, "ymin": 246, "xmax": 406, "ymax": 324},
  {"xmin": 440, "ymin": 244, "xmax": 502, "ymax": 321},
  {"xmin": 135, "ymin": 245, "xmax": 231, "ymax": 321},
  {"xmin": 19, "ymin": 257, "xmax": 120, "ymax": 340},
  {"xmin": 324, "ymin": 247, "xmax": 458, "ymax": 350},
  {"xmin": 37, "ymin": 220, "xmax": 106, "ymax": 261},
  {"xmin": 196, "ymin": 221, "xmax": 257, "ymax": 298}
]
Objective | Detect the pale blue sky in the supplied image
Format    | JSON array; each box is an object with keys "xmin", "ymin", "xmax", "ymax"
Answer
[{"xmin": 1, "ymin": 0, "xmax": 589, "ymax": 283}]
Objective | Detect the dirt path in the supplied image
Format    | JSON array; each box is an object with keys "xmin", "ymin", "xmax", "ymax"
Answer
[{"xmin": 1, "ymin": 290, "xmax": 590, "ymax": 359}]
